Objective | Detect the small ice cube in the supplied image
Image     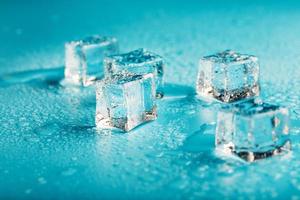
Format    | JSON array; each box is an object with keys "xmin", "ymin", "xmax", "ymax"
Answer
[
  {"xmin": 104, "ymin": 48, "xmax": 164, "ymax": 98},
  {"xmin": 65, "ymin": 35, "xmax": 119, "ymax": 86},
  {"xmin": 95, "ymin": 72, "xmax": 157, "ymax": 132},
  {"xmin": 216, "ymin": 98, "xmax": 291, "ymax": 162},
  {"xmin": 196, "ymin": 50, "xmax": 260, "ymax": 103}
]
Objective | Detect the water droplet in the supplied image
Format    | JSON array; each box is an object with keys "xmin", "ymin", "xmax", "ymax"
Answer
[
  {"xmin": 37, "ymin": 177, "xmax": 47, "ymax": 184},
  {"xmin": 156, "ymin": 152, "xmax": 164, "ymax": 158},
  {"xmin": 61, "ymin": 168, "xmax": 77, "ymax": 176},
  {"xmin": 25, "ymin": 189, "xmax": 32, "ymax": 194}
]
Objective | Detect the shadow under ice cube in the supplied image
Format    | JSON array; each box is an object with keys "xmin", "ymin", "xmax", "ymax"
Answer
[
  {"xmin": 196, "ymin": 50, "xmax": 260, "ymax": 103},
  {"xmin": 65, "ymin": 35, "xmax": 119, "ymax": 86},
  {"xmin": 104, "ymin": 48, "xmax": 164, "ymax": 98},
  {"xmin": 95, "ymin": 73, "xmax": 157, "ymax": 132},
  {"xmin": 216, "ymin": 99, "xmax": 291, "ymax": 162}
]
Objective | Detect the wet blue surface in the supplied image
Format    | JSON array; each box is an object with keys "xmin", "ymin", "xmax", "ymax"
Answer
[{"xmin": 1, "ymin": 0, "xmax": 300, "ymax": 199}]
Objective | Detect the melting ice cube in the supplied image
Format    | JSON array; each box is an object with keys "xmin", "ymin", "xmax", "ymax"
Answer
[
  {"xmin": 196, "ymin": 50, "xmax": 260, "ymax": 103},
  {"xmin": 65, "ymin": 35, "xmax": 119, "ymax": 86},
  {"xmin": 95, "ymin": 72, "xmax": 157, "ymax": 132},
  {"xmin": 216, "ymin": 98, "xmax": 291, "ymax": 162},
  {"xmin": 104, "ymin": 48, "xmax": 164, "ymax": 98}
]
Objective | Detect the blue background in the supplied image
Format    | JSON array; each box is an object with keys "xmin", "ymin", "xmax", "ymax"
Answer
[{"xmin": 1, "ymin": 0, "xmax": 300, "ymax": 199}]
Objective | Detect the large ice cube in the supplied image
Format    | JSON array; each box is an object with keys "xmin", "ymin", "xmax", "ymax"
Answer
[
  {"xmin": 65, "ymin": 35, "xmax": 119, "ymax": 86},
  {"xmin": 95, "ymin": 72, "xmax": 157, "ymax": 132},
  {"xmin": 104, "ymin": 48, "xmax": 164, "ymax": 98},
  {"xmin": 216, "ymin": 98, "xmax": 291, "ymax": 162},
  {"xmin": 196, "ymin": 50, "xmax": 260, "ymax": 103}
]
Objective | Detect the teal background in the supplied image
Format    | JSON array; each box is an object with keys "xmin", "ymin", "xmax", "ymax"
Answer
[{"xmin": 1, "ymin": 0, "xmax": 300, "ymax": 199}]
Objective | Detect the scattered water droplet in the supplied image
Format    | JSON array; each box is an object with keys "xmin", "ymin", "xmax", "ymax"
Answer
[
  {"xmin": 37, "ymin": 177, "xmax": 47, "ymax": 185},
  {"xmin": 25, "ymin": 189, "xmax": 32, "ymax": 194},
  {"xmin": 156, "ymin": 152, "xmax": 164, "ymax": 158},
  {"xmin": 61, "ymin": 168, "xmax": 77, "ymax": 176}
]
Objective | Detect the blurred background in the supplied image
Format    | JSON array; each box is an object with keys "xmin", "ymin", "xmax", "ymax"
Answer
[{"xmin": 2, "ymin": 0, "xmax": 300, "ymax": 84}]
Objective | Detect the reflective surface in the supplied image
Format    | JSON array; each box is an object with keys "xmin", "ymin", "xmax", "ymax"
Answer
[{"xmin": 1, "ymin": 0, "xmax": 300, "ymax": 199}]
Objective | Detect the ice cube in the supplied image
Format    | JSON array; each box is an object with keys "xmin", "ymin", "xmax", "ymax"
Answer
[
  {"xmin": 216, "ymin": 98, "xmax": 291, "ymax": 162},
  {"xmin": 196, "ymin": 50, "xmax": 260, "ymax": 103},
  {"xmin": 65, "ymin": 35, "xmax": 119, "ymax": 86},
  {"xmin": 104, "ymin": 48, "xmax": 164, "ymax": 98},
  {"xmin": 95, "ymin": 72, "xmax": 157, "ymax": 132}
]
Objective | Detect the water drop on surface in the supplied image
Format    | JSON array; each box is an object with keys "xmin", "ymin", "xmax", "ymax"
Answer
[
  {"xmin": 25, "ymin": 189, "xmax": 32, "ymax": 194},
  {"xmin": 61, "ymin": 168, "xmax": 77, "ymax": 176},
  {"xmin": 37, "ymin": 177, "xmax": 47, "ymax": 185}
]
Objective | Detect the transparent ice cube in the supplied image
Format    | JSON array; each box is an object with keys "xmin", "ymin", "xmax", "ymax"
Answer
[
  {"xmin": 65, "ymin": 35, "xmax": 119, "ymax": 86},
  {"xmin": 104, "ymin": 48, "xmax": 164, "ymax": 98},
  {"xmin": 216, "ymin": 98, "xmax": 291, "ymax": 162},
  {"xmin": 196, "ymin": 50, "xmax": 260, "ymax": 103},
  {"xmin": 95, "ymin": 72, "xmax": 157, "ymax": 132}
]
